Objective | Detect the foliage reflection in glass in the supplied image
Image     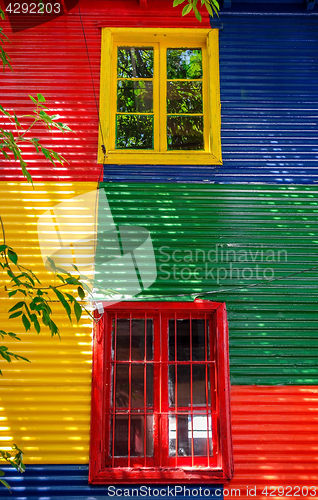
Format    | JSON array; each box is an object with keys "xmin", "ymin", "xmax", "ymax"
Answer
[
  {"xmin": 167, "ymin": 116, "xmax": 204, "ymax": 150},
  {"xmin": 117, "ymin": 81, "xmax": 153, "ymax": 113},
  {"xmin": 167, "ymin": 49, "xmax": 202, "ymax": 79},
  {"xmin": 116, "ymin": 115, "xmax": 154, "ymax": 149},
  {"xmin": 167, "ymin": 81, "xmax": 202, "ymax": 114},
  {"xmin": 117, "ymin": 47, "xmax": 154, "ymax": 78}
]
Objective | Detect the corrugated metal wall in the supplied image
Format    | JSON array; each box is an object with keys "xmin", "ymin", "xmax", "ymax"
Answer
[
  {"xmin": 1, "ymin": 1, "xmax": 318, "ymax": 496},
  {"xmin": 229, "ymin": 386, "xmax": 318, "ymax": 498},
  {"xmin": 103, "ymin": 13, "xmax": 318, "ymax": 184},
  {"xmin": 0, "ymin": 466, "xmax": 225, "ymax": 499},
  {"xmin": 100, "ymin": 182, "xmax": 318, "ymax": 385},
  {"xmin": 0, "ymin": 182, "xmax": 97, "ymax": 464}
]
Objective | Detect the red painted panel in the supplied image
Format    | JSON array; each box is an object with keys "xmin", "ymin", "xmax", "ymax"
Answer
[
  {"xmin": 229, "ymin": 386, "xmax": 318, "ymax": 499},
  {"xmin": 0, "ymin": 0, "xmax": 209, "ymax": 182}
]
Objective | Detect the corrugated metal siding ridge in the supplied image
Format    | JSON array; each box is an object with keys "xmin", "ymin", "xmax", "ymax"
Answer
[
  {"xmin": 99, "ymin": 182, "xmax": 318, "ymax": 385},
  {"xmin": 0, "ymin": 10, "xmax": 102, "ymax": 182},
  {"xmin": 0, "ymin": 386, "xmax": 317, "ymax": 498},
  {"xmin": 0, "ymin": 466, "xmax": 223, "ymax": 499},
  {"xmin": 229, "ymin": 386, "xmax": 318, "ymax": 499},
  {"xmin": 103, "ymin": 15, "xmax": 318, "ymax": 184},
  {"xmin": 0, "ymin": 182, "xmax": 96, "ymax": 463}
]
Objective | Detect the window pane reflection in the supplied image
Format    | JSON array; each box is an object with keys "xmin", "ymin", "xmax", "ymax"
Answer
[
  {"xmin": 114, "ymin": 319, "xmax": 153, "ymax": 361},
  {"xmin": 169, "ymin": 319, "xmax": 208, "ymax": 361},
  {"xmin": 167, "ymin": 116, "xmax": 204, "ymax": 151},
  {"xmin": 117, "ymin": 81, "xmax": 153, "ymax": 113},
  {"xmin": 167, "ymin": 81, "xmax": 202, "ymax": 114},
  {"xmin": 112, "ymin": 415, "xmax": 154, "ymax": 457},
  {"xmin": 117, "ymin": 47, "xmax": 154, "ymax": 78},
  {"xmin": 116, "ymin": 115, "xmax": 154, "ymax": 149},
  {"xmin": 167, "ymin": 49, "xmax": 202, "ymax": 79},
  {"xmin": 169, "ymin": 414, "xmax": 212, "ymax": 457}
]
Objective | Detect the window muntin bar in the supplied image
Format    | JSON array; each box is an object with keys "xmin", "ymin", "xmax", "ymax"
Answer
[
  {"xmin": 115, "ymin": 46, "xmax": 155, "ymax": 150},
  {"xmin": 167, "ymin": 317, "xmax": 215, "ymax": 464},
  {"xmin": 106, "ymin": 311, "xmax": 217, "ymax": 468},
  {"xmin": 109, "ymin": 316, "xmax": 154, "ymax": 464}
]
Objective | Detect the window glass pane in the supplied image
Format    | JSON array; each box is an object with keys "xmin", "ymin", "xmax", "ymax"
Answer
[
  {"xmin": 116, "ymin": 115, "xmax": 153, "ymax": 149},
  {"xmin": 167, "ymin": 116, "xmax": 204, "ymax": 150},
  {"xmin": 167, "ymin": 81, "xmax": 202, "ymax": 114},
  {"xmin": 130, "ymin": 365, "xmax": 153, "ymax": 409},
  {"xmin": 177, "ymin": 414, "xmax": 191, "ymax": 456},
  {"xmin": 192, "ymin": 365, "xmax": 207, "ymax": 406},
  {"xmin": 115, "ymin": 364, "xmax": 129, "ymax": 408},
  {"xmin": 117, "ymin": 47, "xmax": 154, "ymax": 78},
  {"xmin": 169, "ymin": 319, "xmax": 190, "ymax": 361},
  {"xmin": 112, "ymin": 416, "xmax": 154, "ymax": 457},
  {"xmin": 114, "ymin": 319, "xmax": 129, "ymax": 361},
  {"xmin": 169, "ymin": 414, "xmax": 176, "ymax": 456},
  {"xmin": 167, "ymin": 48, "xmax": 202, "ymax": 79},
  {"xmin": 114, "ymin": 319, "xmax": 153, "ymax": 361},
  {"xmin": 192, "ymin": 319, "xmax": 207, "ymax": 361},
  {"xmin": 168, "ymin": 414, "xmax": 212, "ymax": 457},
  {"xmin": 169, "ymin": 319, "xmax": 208, "ymax": 361},
  {"xmin": 113, "ymin": 415, "xmax": 129, "ymax": 456},
  {"xmin": 169, "ymin": 364, "xmax": 190, "ymax": 407},
  {"xmin": 146, "ymin": 415, "xmax": 154, "ymax": 456},
  {"xmin": 117, "ymin": 81, "xmax": 153, "ymax": 113},
  {"xmin": 131, "ymin": 365, "xmax": 144, "ymax": 408},
  {"xmin": 146, "ymin": 364, "xmax": 154, "ymax": 407},
  {"xmin": 192, "ymin": 413, "xmax": 213, "ymax": 456}
]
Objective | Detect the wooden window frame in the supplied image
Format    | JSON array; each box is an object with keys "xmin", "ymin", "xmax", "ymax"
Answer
[
  {"xmin": 89, "ymin": 301, "xmax": 233, "ymax": 484},
  {"xmin": 98, "ymin": 28, "xmax": 222, "ymax": 165}
]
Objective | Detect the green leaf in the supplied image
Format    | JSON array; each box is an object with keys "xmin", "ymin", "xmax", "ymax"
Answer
[
  {"xmin": 77, "ymin": 286, "xmax": 85, "ymax": 300},
  {"xmin": 8, "ymin": 301, "xmax": 25, "ymax": 313},
  {"xmin": 203, "ymin": 1, "xmax": 213, "ymax": 15},
  {"xmin": 8, "ymin": 290, "xmax": 17, "ymax": 297},
  {"xmin": 65, "ymin": 293, "xmax": 75, "ymax": 303},
  {"xmin": 37, "ymin": 93, "xmax": 45, "ymax": 102},
  {"xmin": 182, "ymin": 2, "xmax": 193, "ymax": 15},
  {"xmin": 173, "ymin": 0, "xmax": 186, "ymax": 5},
  {"xmin": 8, "ymin": 332, "xmax": 20, "ymax": 340},
  {"xmin": 9, "ymin": 311, "xmax": 23, "ymax": 319},
  {"xmin": 29, "ymin": 95, "xmax": 37, "ymax": 104},
  {"xmin": 194, "ymin": 6, "xmax": 202, "ymax": 20},
  {"xmin": 7, "ymin": 249, "xmax": 18, "ymax": 265},
  {"xmin": 74, "ymin": 300, "xmax": 82, "ymax": 322},
  {"xmin": 46, "ymin": 256, "xmax": 56, "ymax": 271},
  {"xmin": 53, "ymin": 288, "xmax": 71, "ymax": 321},
  {"xmin": 13, "ymin": 111, "xmax": 21, "ymax": 128},
  {"xmin": 0, "ymin": 244, "xmax": 8, "ymax": 252},
  {"xmin": 0, "ymin": 478, "xmax": 10, "ymax": 490},
  {"xmin": 22, "ymin": 314, "xmax": 31, "ymax": 331}
]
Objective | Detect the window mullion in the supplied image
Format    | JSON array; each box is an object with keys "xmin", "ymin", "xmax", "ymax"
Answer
[
  {"xmin": 159, "ymin": 42, "xmax": 167, "ymax": 153},
  {"xmin": 190, "ymin": 313, "xmax": 194, "ymax": 466},
  {"xmin": 111, "ymin": 313, "xmax": 117, "ymax": 468},
  {"xmin": 128, "ymin": 313, "xmax": 132, "ymax": 467}
]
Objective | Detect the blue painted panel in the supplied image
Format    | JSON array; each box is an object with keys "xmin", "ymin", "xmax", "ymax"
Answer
[
  {"xmin": 0, "ymin": 466, "xmax": 223, "ymax": 500},
  {"xmin": 103, "ymin": 14, "xmax": 318, "ymax": 184}
]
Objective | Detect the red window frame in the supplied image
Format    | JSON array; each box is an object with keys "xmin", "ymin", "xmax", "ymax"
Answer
[{"xmin": 89, "ymin": 300, "xmax": 233, "ymax": 484}]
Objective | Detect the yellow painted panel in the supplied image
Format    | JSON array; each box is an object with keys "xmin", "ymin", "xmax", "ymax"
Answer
[{"xmin": 0, "ymin": 181, "xmax": 98, "ymax": 464}]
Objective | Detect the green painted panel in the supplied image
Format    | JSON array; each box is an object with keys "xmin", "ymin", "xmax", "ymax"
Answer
[{"xmin": 98, "ymin": 183, "xmax": 318, "ymax": 385}]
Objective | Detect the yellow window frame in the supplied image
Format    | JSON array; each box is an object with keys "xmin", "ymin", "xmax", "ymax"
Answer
[{"xmin": 98, "ymin": 28, "xmax": 222, "ymax": 165}]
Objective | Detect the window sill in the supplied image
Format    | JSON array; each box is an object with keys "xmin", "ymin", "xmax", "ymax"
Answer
[
  {"xmin": 99, "ymin": 151, "xmax": 223, "ymax": 165},
  {"xmin": 90, "ymin": 466, "xmax": 229, "ymax": 484}
]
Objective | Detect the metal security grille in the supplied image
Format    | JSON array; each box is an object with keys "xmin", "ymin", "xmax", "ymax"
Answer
[{"xmin": 104, "ymin": 309, "xmax": 217, "ymax": 469}]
